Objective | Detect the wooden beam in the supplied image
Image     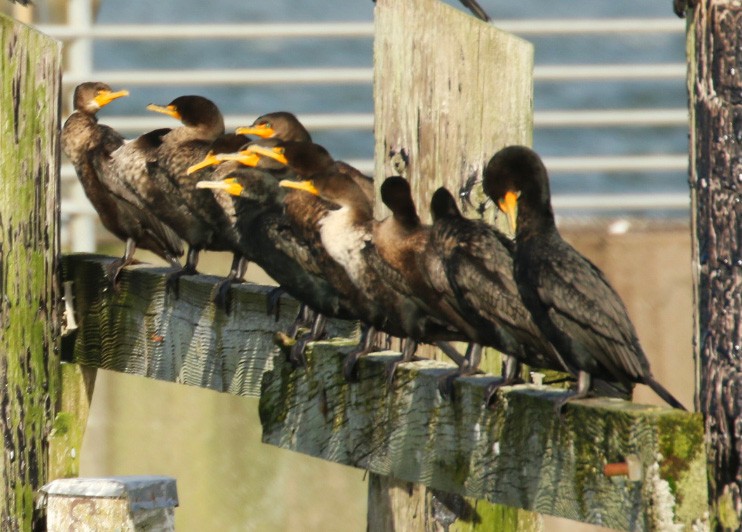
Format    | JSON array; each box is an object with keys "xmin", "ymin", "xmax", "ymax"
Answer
[
  {"xmin": 260, "ymin": 342, "xmax": 707, "ymax": 532},
  {"xmin": 687, "ymin": 1, "xmax": 742, "ymax": 527},
  {"xmin": 61, "ymin": 254, "xmax": 356, "ymax": 397},
  {"xmin": 0, "ymin": 13, "xmax": 61, "ymax": 529}
]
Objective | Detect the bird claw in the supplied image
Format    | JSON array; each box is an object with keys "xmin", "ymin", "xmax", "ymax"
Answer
[
  {"xmin": 266, "ymin": 287, "xmax": 284, "ymax": 322},
  {"xmin": 288, "ymin": 336, "xmax": 309, "ymax": 368},
  {"xmin": 164, "ymin": 265, "xmax": 198, "ymax": 298},
  {"xmin": 213, "ymin": 279, "xmax": 234, "ymax": 314},
  {"xmin": 437, "ymin": 370, "xmax": 462, "ymax": 400},
  {"xmin": 342, "ymin": 349, "xmax": 367, "ymax": 383}
]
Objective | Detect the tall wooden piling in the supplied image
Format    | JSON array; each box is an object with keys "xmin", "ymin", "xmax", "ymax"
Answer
[
  {"xmin": 0, "ymin": 13, "xmax": 61, "ymax": 529},
  {"xmin": 687, "ymin": 1, "xmax": 742, "ymax": 528}
]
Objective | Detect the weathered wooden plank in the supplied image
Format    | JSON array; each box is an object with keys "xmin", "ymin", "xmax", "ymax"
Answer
[
  {"xmin": 40, "ymin": 476, "xmax": 178, "ymax": 531},
  {"xmin": 0, "ymin": 13, "xmax": 61, "ymax": 529},
  {"xmin": 61, "ymin": 254, "xmax": 357, "ymax": 397},
  {"xmin": 373, "ymin": 0, "xmax": 533, "ymax": 223},
  {"xmin": 260, "ymin": 341, "xmax": 707, "ymax": 531},
  {"xmin": 686, "ymin": 1, "xmax": 742, "ymax": 528}
]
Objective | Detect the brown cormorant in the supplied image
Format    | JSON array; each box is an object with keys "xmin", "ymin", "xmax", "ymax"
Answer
[
  {"xmin": 143, "ymin": 95, "xmax": 246, "ymax": 295},
  {"xmin": 275, "ymin": 160, "xmax": 468, "ymax": 378},
  {"xmin": 62, "ymin": 82, "xmax": 183, "ymax": 283},
  {"xmin": 236, "ymin": 113, "xmax": 374, "ymax": 203},
  {"xmin": 483, "ymin": 145, "xmax": 686, "ymax": 410}
]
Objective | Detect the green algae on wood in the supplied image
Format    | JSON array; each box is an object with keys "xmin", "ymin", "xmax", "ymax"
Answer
[
  {"xmin": 0, "ymin": 13, "xmax": 61, "ymax": 530},
  {"xmin": 61, "ymin": 254, "xmax": 356, "ymax": 398},
  {"xmin": 260, "ymin": 342, "xmax": 706, "ymax": 531}
]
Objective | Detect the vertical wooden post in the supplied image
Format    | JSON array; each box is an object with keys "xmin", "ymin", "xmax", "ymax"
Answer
[
  {"xmin": 372, "ymin": 0, "xmax": 536, "ymax": 529},
  {"xmin": 687, "ymin": 1, "xmax": 742, "ymax": 528},
  {"xmin": 0, "ymin": 13, "xmax": 61, "ymax": 529}
]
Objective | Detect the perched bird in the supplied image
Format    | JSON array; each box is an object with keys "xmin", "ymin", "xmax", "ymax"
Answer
[
  {"xmin": 482, "ymin": 145, "xmax": 686, "ymax": 410},
  {"xmin": 269, "ymin": 149, "xmax": 467, "ymax": 377},
  {"xmin": 422, "ymin": 186, "xmax": 569, "ymax": 388},
  {"xmin": 143, "ymin": 95, "xmax": 246, "ymax": 295},
  {"xmin": 195, "ymin": 167, "xmax": 360, "ymax": 331},
  {"xmin": 236, "ymin": 111, "xmax": 311, "ymax": 142},
  {"xmin": 236, "ymin": 112, "xmax": 374, "ymax": 203},
  {"xmin": 62, "ymin": 82, "xmax": 183, "ymax": 283}
]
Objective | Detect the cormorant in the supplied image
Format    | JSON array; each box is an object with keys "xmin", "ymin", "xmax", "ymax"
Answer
[
  {"xmin": 272, "ymin": 155, "xmax": 468, "ymax": 378},
  {"xmin": 235, "ymin": 113, "xmax": 375, "ymax": 203},
  {"xmin": 143, "ymin": 95, "xmax": 246, "ymax": 295},
  {"xmin": 482, "ymin": 145, "xmax": 686, "ymax": 410},
  {"xmin": 62, "ymin": 82, "xmax": 183, "ymax": 283}
]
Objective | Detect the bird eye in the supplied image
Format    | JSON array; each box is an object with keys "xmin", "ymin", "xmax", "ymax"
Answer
[
  {"xmin": 263, "ymin": 121, "xmax": 271, "ymax": 128},
  {"xmin": 276, "ymin": 147, "xmax": 285, "ymax": 155}
]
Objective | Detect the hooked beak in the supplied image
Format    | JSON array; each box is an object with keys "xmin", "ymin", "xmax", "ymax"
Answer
[
  {"xmin": 187, "ymin": 152, "xmax": 220, "ymax": 175},
  {"xmin": 278, "ymin": 179, "xmax": 318, "ymax": 196},
  {"xmin": 196, "ymin": 177, "xmax": 244, "ymax": 197},
  {"xmin": 497, "ymin": 190, "xmax": 519, "ymax": 234},
  {"xmin": 215, "ymin": 151, "xmax": 261, "ymax": 167},
  {"xmin": 245, "ymin": 144, "xmax": 288, "ymax": 165},
  {"xmin": 236, "ymin": 124, "xmax": 275, "ymax": 138},
  {"xmin": 146, "ymin": 103, "xmax": 181, "ymax": 121},
  {"xmin": 94, "ymin": 89, "xmax": 129, "ymax": 108}
]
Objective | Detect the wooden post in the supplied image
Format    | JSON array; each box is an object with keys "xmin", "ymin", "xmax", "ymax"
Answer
[
  {"xmin": 372, "ymin": 0, "xmax": 535, "ymax": 527},
  {"xmin": 687, "ymin": 1, "xmax": 742, "ymax": 528},
  {"xmin": 0, "ymin": 13, "xmax": 61, "ymax": 529}
]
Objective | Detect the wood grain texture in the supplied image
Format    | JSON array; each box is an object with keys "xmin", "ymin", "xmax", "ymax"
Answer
[
  {"xmin": 0, "ymin": 14, "xmax": 61, "ymax": 530},
  {"xmin": 373, "ymin": 0, "xmax": 533, "ymax": 223},
  {"xmin": 687, "ymin": 1, "xmax": 742, "ymax": 528},
  {"xmin": 61, "ymin": 254, "xmax": 357, "ymax": 397},
  {"xmin": 260, "ymin": 342, "xmax": 707, "ymax": 531}
]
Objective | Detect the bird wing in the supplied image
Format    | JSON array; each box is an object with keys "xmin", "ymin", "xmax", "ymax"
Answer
[{"xmin": 535, "ymin": 239, "xmax": 648, "ymax": 380}]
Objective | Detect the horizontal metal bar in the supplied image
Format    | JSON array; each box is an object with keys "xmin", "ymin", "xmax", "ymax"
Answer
[
  {"xmin": 542, "ymin": 155, "xmax": 687, "ymax": 172},
  {"xmin": 535, "ymin": 109, "xmax": 688, "ymax": 127},
  {"xmin": 87, "ymin": 109, "xmax": 687, "ymax": 135},
  {"xmin": 95, "ymin": 113, "xmax": 375, "ymax": 134},
  {"xmin": 37, "ymin": 19, "xmax": 682, "ymax": 41},
  {"xmin": 553, "ymin": 193, "xmax": 689, "ymax": 211},
  {"xmin": 61, "ymin": 64, "xmax": 686, "ymax": 88},
  {"xmin": 61, "ymin": 154, "xmax": 688, "ymax": 185},
  {"xmin": 534, "ymin": 63, "xmax": 686, "ymax": 81}
]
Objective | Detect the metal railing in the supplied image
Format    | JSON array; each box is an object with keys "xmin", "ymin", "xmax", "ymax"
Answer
[{"xmin": 44, "ymin": 0, "xmax": 689, "ymax": 251}]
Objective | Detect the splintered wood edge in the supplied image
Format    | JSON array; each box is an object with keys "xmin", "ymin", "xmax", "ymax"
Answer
[{"xmin": 260, "ymin": 342, "xmax": 707, "ymax": 532}]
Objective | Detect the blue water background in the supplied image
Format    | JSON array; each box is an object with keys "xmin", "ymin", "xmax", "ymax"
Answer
[{"xmin": 93, "ymin": 0, "xmax": 687, "ymax": 212}]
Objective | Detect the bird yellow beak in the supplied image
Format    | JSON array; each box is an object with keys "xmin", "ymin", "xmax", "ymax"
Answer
[
  {"xmin": 196, "ymin": 178, "xmax": 244, "ymax": 197},
  {"xmin": 245, "ymin": 144, "xmax": 288, "ymax": 165},
  {"xmin": 146, "ymin": 103, "xmax": 181, "ymax": 121},
  {"xmin": 94, "ymin": 89, "xmax": 129, "ymax": 108},
  {"xmin": 215, "ymin": 151, "xmax": 261, "ymax": 167},
  {"xmin": 236, "ymin": 124, "xmax": 275, "ymax": 138},
  {"xmin": 497, "ymin": 190, "xmax": 519, "ymax": 233},
  {"xmin": 187, "ymin": 152, "xmax": 221, "ymax": 175},
  {"xmin": 279, "ymin": 179, "xmax": 318, "ymax": 196}
]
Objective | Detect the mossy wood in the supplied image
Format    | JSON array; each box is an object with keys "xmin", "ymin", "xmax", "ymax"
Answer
[
  {"xmin": 687, "ymin": 1, "xmax": 742, "ymax": 528},
  {"xmin": 61, "ymin": 254, "xmax": 356, "ymax": 397},
  {"xmin": 260, "ymin": 342, "xmax": 707, "ymax": 531},
  {"xmin": 0, "ymin": 14, "xmax": 61, "ymax": 529}
]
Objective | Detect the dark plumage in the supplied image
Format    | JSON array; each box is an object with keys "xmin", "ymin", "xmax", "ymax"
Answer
[
  {"xmin": 424, "ymin": 186, "xmax": 568, "ymax": 381},
  {"xmin": 62, "ymin": 82, "xmax": 183, "ymax": 282},
  {"xmin": 236, "ymin": 113, "xmax": 374, "ymax": 203},
  {"xmin": 277, "ymin": 165, "xmax": 468, "ymax": 374},
  {"xmin": 482, "ymin": 145, "xmax": 686, "ymax": 410},
  {"xmin": 195, "ymin": 168, "xmax": 358, "ymax": 323},
  {"xmin": 142, "ymin": 95, "xmax": 244, "ymax": 288},
  {"xmin": 236, "ymin": 111, "xmax": 311, "ymax": 142}
]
